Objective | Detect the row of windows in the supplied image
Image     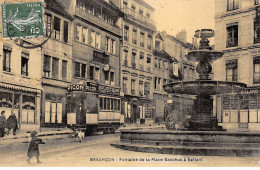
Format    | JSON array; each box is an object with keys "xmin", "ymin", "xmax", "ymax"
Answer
[
  {"xmin": 99, "ymin": 97, "xmax": 121, "ymax": 111},
  {"xmin": 44, "ymin": 14, "xmax": 69, "ymax": 43},
  {"xmin": 74, "ymin": 62, "xmax": 115, "ymax": 85},
  {"xmin": 3, "ymin": 48, "xmax": 30, "ymax": 77},
  {"xmin": 76, "ymin": 0, "xmax": 117, "ymax": 26},
  {"xmin": 124, "ymin": 25, "xmax": 152, "ymax": 50},
  {"xmin": 154, "ymin": 58, "xmax": 169, "ymax": 70},
  {"xmin": 227, "ymin": 0, "xmax": 260, "ymax": 11},
  {"xmin": 122, "ymin": 78, "xmax": 151, "ymax": 96},
  {"xmin": 76, "ymin": 25, "xmax": 116, "ymax": 54},
  {"xmin": 123, "ymin": 1, "xmax": 151, "ymax": 19},
  {"xmin": 43, "ymin": 55, "xmax": 68, "ymax": 81},
  {"xmin": 154, "ymin": 77, "xmax": 169, "ymax": 91}
]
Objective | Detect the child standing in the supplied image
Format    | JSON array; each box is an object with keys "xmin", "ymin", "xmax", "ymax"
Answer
[{"xmin": 27, "ymin": 131, "xmax": 45, "ymax": 164}]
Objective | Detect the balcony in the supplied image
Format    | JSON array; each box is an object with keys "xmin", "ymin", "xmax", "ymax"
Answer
[
  {"xmin": 122, "ymin": 8, "xmax": 156, "ymax": 30},
  {"xmin": 132, "ymin": 62, "xmax": 136, "ymax": 69},
  {"xmin": 131, "ymin": 89, "xmax": 135, "ymax": 95},
  {"xmin": 75, "ymin": 7, "xmax": 121, "ymax": 36}
]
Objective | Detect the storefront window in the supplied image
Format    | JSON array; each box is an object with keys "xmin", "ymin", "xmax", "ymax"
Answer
[
  {"xmin": 22, "ymin": 95, "xmax": 35, "ymax": 124},
  {"xmin": 0, "ymin": 91, "xmax": 13, "ymax": 119}
]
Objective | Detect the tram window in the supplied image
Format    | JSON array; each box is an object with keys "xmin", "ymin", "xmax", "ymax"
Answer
[
  {"xmin": 114, "ymin": 99, "xmax": 117, "ymax": 110},
  {"xmin": 111, "ymin": 99, "xmax": 114, "ymax": 110},
  {"xmin": 100, "ymin": 98, "xmax": 103, "ymax": 110},
  {"xmin": 117, "ymin": 100, "xmax": 121, "ymax": 111},
  {"xmin": 104, "ymin": 98, "xmax": 107, "ymax": 110},
  {"xmin": 107, "ymin": 98, "xmax": 111, "ymax": 110}
]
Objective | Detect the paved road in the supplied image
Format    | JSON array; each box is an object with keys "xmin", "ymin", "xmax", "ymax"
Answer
[{"xmin": 0, "ymin": 133, "xmax": 260, "ymax": 167}]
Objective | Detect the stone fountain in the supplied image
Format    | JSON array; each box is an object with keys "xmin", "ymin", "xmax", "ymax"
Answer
[
  {"xmin": 163, "ymin": 29, "xmax": 247, "ymax": 131},
  {"xmin": 111, "ymin": 30, "xmax": 260, "ymax": 157}
]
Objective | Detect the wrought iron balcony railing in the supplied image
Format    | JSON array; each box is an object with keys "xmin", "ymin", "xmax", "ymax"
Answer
[{"xmin": 122, "ymin": 8, "xmax": 156, "ymax": 30}]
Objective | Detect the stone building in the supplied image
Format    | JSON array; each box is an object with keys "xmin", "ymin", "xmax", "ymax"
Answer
[
  {"xmin": 59, "ymin": 0, "xmax": 124, "ymax": 129},
  {"xmin": 213, "ymin": 0, "xmax": 260, "ymax": 131},
  {"xmin": 40, "ymin": 0, "xmax": 73, "ymax": 128},
  {"xmin": 0, "ymin": 5, "xmax": 42, "ymax": 131},
  {"xmin": 120, "ymin": 0, "xmax": 156, "ymax": 125}
]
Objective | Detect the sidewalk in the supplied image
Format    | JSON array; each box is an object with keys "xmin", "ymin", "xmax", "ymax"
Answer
[
  {"xmin": 0, "ymin": 127, "xmax": 74, "ymax": 146},
  {"xmin": 118, "ymin": 123, "xmax": 165, "ymax": 131}
]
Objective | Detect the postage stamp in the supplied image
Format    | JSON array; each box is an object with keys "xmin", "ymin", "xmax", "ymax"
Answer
[{"xmin": 1, "ymin": 1, "xmax": 44, "ymax": 39}]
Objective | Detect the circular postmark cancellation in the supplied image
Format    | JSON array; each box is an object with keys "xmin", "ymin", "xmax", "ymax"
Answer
[{"xmin": 1, "ymin": 1, "xmax": 51, "ymax": 48}]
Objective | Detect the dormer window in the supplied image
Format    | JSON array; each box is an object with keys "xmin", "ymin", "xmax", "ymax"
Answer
[{"xmin": 155, "ymin": 39, "xmax": 162, "ymax": 51}]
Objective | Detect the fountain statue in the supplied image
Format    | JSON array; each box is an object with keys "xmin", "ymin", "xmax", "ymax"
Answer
[{"xmin": 163, "ymin": 29, "xmax": 247, "ymax": 131}]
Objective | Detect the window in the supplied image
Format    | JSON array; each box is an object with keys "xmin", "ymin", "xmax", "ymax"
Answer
[
  {"xmin": 123, "ymin": 77, "xmax": 127, "ymax": 93},
  {"xmin": 45, "ymin": 14, "xmax": 52, "ymax": 36},
  {"xmin": 90, "ymin": 65, "xmax": 100, "ymax": 81},
  {"xmin": 82, "ymin": 27, "xmax": 88, "ymax": 44},
  {"xmin": 155, "ymin": 40, "xmax": 161, "ymax": 50},
  {"xmin": 131, "ymin": 52, "xmax": 136, "ymax": 68},
  {"xmin": 139, "ymin": 81, "xmax": 144, "ymax": 96},
  {"xmin": 144, "ymin": 82, "xmax": 150, "ymax": 96},
  {"xmin": 74, "ymin": 62, "xmax": 87, "ymax": 79},
  {"xmin": 254, "ymin": 19, "xmax": 260, "ymax": 44},
  {"xmin": 105, "ymin": 37, "xmax": 116, "ymax": 54},
  {"xmin": 62, "ymin": 60, "xmax": 67, "ymax": 81},
  {"xmin": 147, "ymin": 35, "xmax": 152, "ymax": 50},
  {"xmin": 146, "ymin": 13, "xmax": 150, "ymax": 18},
  {"xmin": 76, "ymin": 25, "xmax": 82, "ymax": 42},
  {"xmin": 132, "ymin": 29, "xmax": 137, "ymax": 44},
  {"xmin": 226, "ymin": 24, "xmax": 238, "ymax": 48},
  {"xmin": 3, "ymin": 48, "xmax": 11, "ymax": 72},
  {"xmin": 227, "ymin": 0, "xmax": 239, "ymax": 11},
  {"xmin": 154, "ymin": 58, "xmax": 158, "ymax": 68},
  {"xmin": 164, "ymin": 61, "xmax": 168, "ymax": 70},
  {"xmin": 226, "ymin": 59, "xmax": 238, "ymax": 82},
  {"xmin": 63, "ymin": 21, "xmax": 68, "ymax": 43},
  {"xmin": 123, "ymin": 50, "xmax": 128, "ymax": 66},
  {"xmin": 131, "ymin": 79, "xmax": 136, "ymax": 95},
  {"xmin": 124, "ymin": 25, "xmax": 129, "ymax": 41},
  {"xmin": 21, "ymin": 53, "xmax": 29, "ymax": 76},
  {"xmin": 90, "ymin": 31, "xmax": 96, "ymax": 47},
  {"xmin": 52, "ymin": 57, "xmax": 59, "ymax": 79},
  {"xmin": 43, "ymin": 55, "xmax": 51, "ymax": 77},
  {"xmin": 158, "ymin": 78, "xmax": 161, "ymax": 90},
  {"xmin": 254, "ymin": 57, "xmax": 260, "ymax": 84},
  {"xmin": 96, "ymin": 33, "xmax": 101, "ymax": 49},
  {"xmin": 140, "ymin": 32, "xmax": 144, "ymax": 47},
  {"xmin": 99, "ymin": 97, "xmax": 121, "ymax": 111},
  {"xmin": 54, "ymin": 17, "xmax": 61, "ymax": 40},
  {"xmin": 147, "ymin": 56, "xmax": 151, "ymax": 72},
  {"xmin": 110, "ymin": 71, "xmax": 115, "ymax": 85},
  {"xmin": 158, "ymin": 59, "xmax": 162, "ymax": 69},
  {"xmin": 131, "ymin": 5, "xmax": 136, "ymax": 16},
  {"xmin": 154, "ymin": 77, "xmax": 157, "ymax": 90},
  {"xmin": 139, "ymin": 9, "xmax": 143, "ymax": 15},
  {"xmin": 139, "ymin": 52, "xmax": 144, "ymax": 70},
  {"xmin": 104, "ymin": 70, "xmax": 115, "ymax": 85}
]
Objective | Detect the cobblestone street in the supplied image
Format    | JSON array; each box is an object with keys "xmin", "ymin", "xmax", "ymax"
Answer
[{"xmin": 0, "ymin": 133, "xmax": 259, "ymax": 167}]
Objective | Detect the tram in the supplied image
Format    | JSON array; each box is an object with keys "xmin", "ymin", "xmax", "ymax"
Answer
[{"xmin": 66, "ymin": 83, "xmax": 123, "ymax": 134}]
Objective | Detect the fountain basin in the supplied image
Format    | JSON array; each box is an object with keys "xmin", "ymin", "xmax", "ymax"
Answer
[
  {"xmin": 163, "ymin": 80, "xmax": 247, "ymax": 96},
  {"xmin": 186, "ymin": 50, "xmax": 223, "ymax": 63}
]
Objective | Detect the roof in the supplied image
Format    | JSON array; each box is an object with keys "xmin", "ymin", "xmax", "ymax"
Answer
[
  {"xmin": 153, "ymin": 49, "xmax": 179, "ymax": 63},
  {"xmin": 44, "ymin": 0, "xmax": 73, "ymax": 20},
  {"xmin": 133, "ymin": 0, "xmax": 155, "ymax": 11},
  {"xmin": 166, "ymin": 34, "xmax": 194, "ymax": 50}
]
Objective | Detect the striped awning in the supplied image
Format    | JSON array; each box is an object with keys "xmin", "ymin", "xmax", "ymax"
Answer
[{"xmin": 0, "ymin": 82, "xmax": 41, "ymax": 93}]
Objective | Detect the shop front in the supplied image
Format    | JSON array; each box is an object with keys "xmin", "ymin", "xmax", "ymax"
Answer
[
  {"xmin": 216, "ymin": 88, "xmax": 260, "ymax": 131},
  {"xmin": 0, "ymin": 83, "xmax": 41, "ymax": 131}
]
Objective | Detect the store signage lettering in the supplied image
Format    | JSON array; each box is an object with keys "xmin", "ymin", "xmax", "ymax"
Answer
[
  {"xmin": 241, "ymin": 89, "xmax": 259, "ymax": 94},
  {"xmin": 67, "ymin": 84, "xmax": 120, "ymax": 96}
]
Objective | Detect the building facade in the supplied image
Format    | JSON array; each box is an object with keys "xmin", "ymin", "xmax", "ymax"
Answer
[
  {"xmin": 214, "ymin": 0, "xmax": 260, "ymax": 131},
  {"xmin": 120, "ymin": 0, "xmax": 156, "ymax": 125},
  {"xmin": 40, "ymin": 0, "xmax": 74, "ymax": 128},
  {"xmin": 60, "ymin": 0, "xmax": 124, "ymax": 129},
  {"xmin": 0, "ymin": 7, "xmax": 42, "ymax": 131}
]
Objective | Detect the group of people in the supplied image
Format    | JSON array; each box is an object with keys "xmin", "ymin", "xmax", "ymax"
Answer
[{"xmin": 0, "ymin": 110, "xmax": 18, "ymax": 137}]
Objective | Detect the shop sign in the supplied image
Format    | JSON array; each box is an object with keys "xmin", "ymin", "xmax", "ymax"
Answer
[
  {"xmin": 241, "ymin": 88, "xmax": 259, "ymax": 94},
  {"xmin": 99, "ymin": 85, "xmax": 120, "ymax": 96},
  {"xmin": 93, "ymin": 51, "xmax": 109, "ymax": 64},
  {"xmin": 67, "ymin": 83, "xmax": 98, "ymax": 93}
]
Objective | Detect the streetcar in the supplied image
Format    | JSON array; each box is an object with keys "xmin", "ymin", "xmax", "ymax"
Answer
[{"xmin": 66, "ymin": 83, "xmax": 123, "ymax": 135}]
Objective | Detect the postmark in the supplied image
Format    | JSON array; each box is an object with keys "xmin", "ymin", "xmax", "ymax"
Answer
[{"xmin": 1, "ymin": 1, "xmax": 44, "ymax": 39}]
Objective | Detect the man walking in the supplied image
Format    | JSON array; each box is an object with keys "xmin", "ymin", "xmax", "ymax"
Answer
[
  {"xmin": 6, "ymin": 113, "xmax": 18, "ymax": 135},
  {"xmin": 0, "ymin": 111, "xmax": 7, "ymax": 137}
]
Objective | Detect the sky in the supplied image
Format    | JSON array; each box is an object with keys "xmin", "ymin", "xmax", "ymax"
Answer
[{"xmin": 144, "ymin": 0, "xmax": 215, "ymax": 43}]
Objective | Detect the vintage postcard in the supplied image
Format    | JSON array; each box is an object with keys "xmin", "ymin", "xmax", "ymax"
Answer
[{"xmin": 0, "ymin": 0, "xmax": 260, "ymax": 167}]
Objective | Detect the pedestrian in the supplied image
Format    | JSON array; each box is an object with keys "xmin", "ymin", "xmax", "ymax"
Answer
[
  {"xmin": 27, "ymin": 131, "xmax": 45, "ymax": 164},
  {"xmin": 6, "ymin": 113, "xmax": 17, "ymax": 135},
  {"xmin": 0, "ymin": 111, "xmax": 6, "ymax": 137}
]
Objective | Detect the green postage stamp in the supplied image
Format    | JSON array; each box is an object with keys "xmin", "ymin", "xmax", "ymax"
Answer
[{"xmin": 1, "ymin": 2, "xmax": 44, "ymax": 38}]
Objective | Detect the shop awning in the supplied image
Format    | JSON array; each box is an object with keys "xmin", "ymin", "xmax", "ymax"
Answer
[{"xmin": 0, "ymin": 82, "xmax": 41, "ymax": 93}]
